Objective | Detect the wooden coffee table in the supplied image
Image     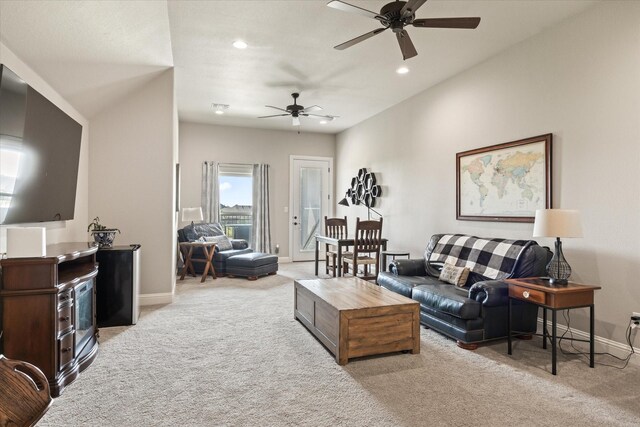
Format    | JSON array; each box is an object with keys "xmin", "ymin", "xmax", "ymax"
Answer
[{"xmin": 294, "ymin": 277, "xmax": 420, "ymax": 365}]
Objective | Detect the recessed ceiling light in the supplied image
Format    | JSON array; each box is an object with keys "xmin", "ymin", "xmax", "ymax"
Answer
[
  {"xmin": 233, "ymin": 40, "xmax": 248, "ymax": 49},
  {"xmin": 396, "ymin": 66, "xmax": 409, "ymax": 75},
  {"xmin": 212, "ymin": 103, "xmax": 229, "ymax": 115},
  {"xmin": 319, "ymin": 120, "xmax": 328, "ymax": 125}
]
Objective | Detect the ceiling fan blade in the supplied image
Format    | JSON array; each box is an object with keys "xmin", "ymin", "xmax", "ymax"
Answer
[
  {"xmin": 265, "ymin": 105, "xmax": 290, "ymax": 112},
  {"xmin": 400, "ymin": 0, "xmax": 429, "ymax": 18},
  {"xmin": 258, "ymin": 114, "xmax": 290, "ymax": 119},
  {"xmin": 327, "ymin": 0, "xmax": 384, "ymax": 21},
  {"xmin": 292, "ymin": 117, "xmax": 301, "ymax": 127},
  {"xmin": 413, "ymin": 17, "xmax": 481, "ymax": 29},
  {"xmin": 396, "ymin": 30, "xmax": 418, "ymax": 60},
  {"xmin": 334, "ymin": 27, "xmax": 387, "ymax": 50},
  {"xmin": 305, "ymin": 114, "xmax": 336, "ymax": 120},
  {"xmin": 302, "ymin": 105, "xmax": 323, "ymax": 113}
]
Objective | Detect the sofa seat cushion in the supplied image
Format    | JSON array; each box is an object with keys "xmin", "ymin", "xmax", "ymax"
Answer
[
  {"xmin": 377, "ymin": 272, "xmax": 431, "ymax": 298},
  {"xmin": 412, "ymin": 284, "xmax": 481, "ymax": 320}
]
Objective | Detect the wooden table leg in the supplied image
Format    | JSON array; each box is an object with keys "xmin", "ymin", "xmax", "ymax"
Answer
[
  {"xmin": 337, "ymin": 244, "xmax": 343, "ymax": 277},
  {"xmin": 180, "ymin": 246, "xmax": 195, "ymax": 280},
  {"xmin": 200, "ymin": 245, "xmax": 217, "ymax": 283}
]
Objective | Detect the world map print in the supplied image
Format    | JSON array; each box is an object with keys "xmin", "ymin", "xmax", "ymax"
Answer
[{"xmin": 459, "ymin": 140, "xmax": 547, "ymax": 218}]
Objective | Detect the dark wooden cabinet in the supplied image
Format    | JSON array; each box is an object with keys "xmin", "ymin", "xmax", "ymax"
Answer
[{"xmin": 0, "ymin": 242, "xmax": 99, "ymax": 397}]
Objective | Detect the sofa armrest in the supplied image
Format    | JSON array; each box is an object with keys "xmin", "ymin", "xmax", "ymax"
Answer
[
  {"xmin": 390, "ymin": 259, "xmax": 427, "ymax": 277},
  {"xmin": 230, "ymin": 239, "xmax": 249, "ymax": 250},
  {"xmin": 469, "ymin": 280, "xmax": 509, "ymax": 307}
]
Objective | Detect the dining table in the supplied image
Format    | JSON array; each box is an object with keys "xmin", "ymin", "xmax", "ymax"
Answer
[{"xmin": 314, "ymin": 234, "xmax": 388, "ymax": 277}]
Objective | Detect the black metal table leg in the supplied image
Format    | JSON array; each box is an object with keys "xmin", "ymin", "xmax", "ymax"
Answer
[
  {"xmin": 314, "ymin": 238, "xmax": 319, "ymax": 276},
  {"xmin": 543, "ymin": 308, "xmax": 547, "ymax": 350},
  {"xmin": 508, "ymin": 298, "xmax": 512, "ymax": 355},
  {"xmin": 552, "ymin": 309, "xmax": 557, "ymax": 375},
  {"xmin": 590, "ymin": 304, "xmax": 595, "ymax": 368}
]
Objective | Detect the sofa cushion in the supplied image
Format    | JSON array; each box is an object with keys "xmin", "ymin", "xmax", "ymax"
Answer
[
  {"xmin": 412, "ymin": 284, "xmax": 481, "ymax": 320},
  {"xmin": 182, "ymin": 223, "xmax": 225, "ymax": 241},
  {"xmin": 378, "ymin": 272, "xmax": 439, "ymax": 298},
  {"xmin": 203, "ymin": 235, "xmax": 233, "ymax": 251},
  {"xmin": 425, "ymin": 234, "xmax": 536, "ymax": 280},
  {"xmin": 213, "ymin": 248, "xmax": 253, "ymax": 262},
  {"xmin": 439, "ymin": 263, "xmax": 470, "ymax": 287}
]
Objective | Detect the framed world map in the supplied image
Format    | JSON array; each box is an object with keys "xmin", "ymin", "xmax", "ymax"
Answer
[{"xmin": 456, "ymin": 134, "xmax": 552, "ymax": 223}]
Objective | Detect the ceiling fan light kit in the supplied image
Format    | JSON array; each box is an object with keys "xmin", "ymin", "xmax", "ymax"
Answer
[
  {"xmin": 327, "ymin": 0, "xmax": 481, "ymax": 60},
  {"xmin": 212, "ymin": 103, "xmax": 229, "ymax": 115}
]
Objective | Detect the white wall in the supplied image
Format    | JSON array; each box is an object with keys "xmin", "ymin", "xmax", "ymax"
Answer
[
  {"xmin": 90, "ymin": 69, "xmax": 177, "ymax": 303},
  {"xmin": 179, "ymin": 122, "xmax": 335, "ymax": 258},
  {"xmin": 0, "ymin": 42, "xmax": 89, "ymax": 252},
  {"xmin": 336, "ymin": 2, "xmax": 640, "ymax": 347}
]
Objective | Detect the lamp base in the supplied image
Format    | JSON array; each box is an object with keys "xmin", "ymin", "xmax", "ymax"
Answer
[{"xmin": 548, "ymin": 277, "xmax": 568, "ymax": 286}]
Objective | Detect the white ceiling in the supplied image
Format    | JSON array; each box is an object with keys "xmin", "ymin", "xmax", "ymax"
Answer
[{"xmin": 0, "ymin": 0, "xmax": 597, "ymax": 134}]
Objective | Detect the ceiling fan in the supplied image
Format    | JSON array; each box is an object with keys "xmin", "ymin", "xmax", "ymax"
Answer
[
  {"xmin": 327, "ymin": 0, "xmax": 481, "ymax": 60},
  {"xmin": 258, "ymin": 93, "xmax": 338, "ymax": 127}
]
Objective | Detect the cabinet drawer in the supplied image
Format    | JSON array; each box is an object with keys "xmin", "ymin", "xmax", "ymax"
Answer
[
  {"xmin": 58, "ymin": 304, "xmax": 73, "ymax": 334},
  {"xmin": 58, "ymin": 289, "xmax": 72, "ymax": 307},
  {"xmin": 510, "ymin": 285, "xmax": 546, "ymax": 305},
  {"xmin": 58, "ymin": 331, "xmax": 75, "ymax": 370}
]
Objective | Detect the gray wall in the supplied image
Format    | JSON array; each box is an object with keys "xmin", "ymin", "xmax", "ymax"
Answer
[
  {"xmin": 336, "ymin": 2, "xmax": 640, "ymax": 347},
  {"xmin": 90, "ymin": 69, "xmax": 178, "ymax": 302},
  {"xmin": 179, "ymin": 122, "xmax": 335, "ymax": 258}
]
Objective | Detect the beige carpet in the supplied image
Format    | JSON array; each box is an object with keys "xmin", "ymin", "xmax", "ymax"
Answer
[{"xmin": 39, "ymin": 262, "xmax": 640, "ymax": 426}]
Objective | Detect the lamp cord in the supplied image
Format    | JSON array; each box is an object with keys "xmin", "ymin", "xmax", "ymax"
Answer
[{"xmin": 557, "ymin": 310, "xmax": 635, "ymax": 369}]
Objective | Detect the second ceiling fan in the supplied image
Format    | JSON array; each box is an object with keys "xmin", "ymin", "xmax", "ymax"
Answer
[
  {"xmin": 258, "ymin": 93, "xmax": 338, "ymax": 127},
  {"xmin": 328, "ymin": 0, "xmax": 481, "ymax": 60}
]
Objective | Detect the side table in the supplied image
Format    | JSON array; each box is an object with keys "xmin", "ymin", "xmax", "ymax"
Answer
[
  {"xmin": 381, "ymin": 250, "xmax": 410, "ymax": 272},
  {"xmin": 179, "ymin": 242, "xmax": 217, "ymax": 283},
  {"xmin": 505, "ymin": 277, "xmax": 601, "ymax": 375}
]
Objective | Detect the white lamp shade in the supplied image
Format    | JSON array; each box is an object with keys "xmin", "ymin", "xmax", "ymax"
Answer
[
  {"xmin": 533, "ymin": 209, "xmax": 583, "ymax": 238},
  {"xmin": 181, "ymin": 207, "xmax": 203, "ymax": 223}
]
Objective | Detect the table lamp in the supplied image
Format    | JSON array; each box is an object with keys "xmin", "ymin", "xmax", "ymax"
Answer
[
  {"xmin": 181, "ymin": 207, "xmax": 203, "ymax": 226},
  {"xmin": 532, "ymin": 209, "xmax": 583, "ymax": 285}
]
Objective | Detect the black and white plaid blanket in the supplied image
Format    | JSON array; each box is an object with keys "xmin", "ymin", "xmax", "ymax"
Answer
[{"xmin": 427, "ymin": 234, "xmax": 533, "ymax": 280}]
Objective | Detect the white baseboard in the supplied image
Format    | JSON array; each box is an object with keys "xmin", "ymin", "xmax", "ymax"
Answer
[
  {"xmin": 139, "ymin": 292, "xmax": 174, "ymax": 306},
  {"xmin": 537, "ymin": 318, "xmax": 638, "ymax": 365},
  {"xmin": 278, "ymin": 257, "xmax": 292, "ymax": 263}
]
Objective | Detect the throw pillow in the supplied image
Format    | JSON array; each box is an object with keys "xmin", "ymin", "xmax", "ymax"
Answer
[
  {"xmin": 203, "ymin": 235, "xmax": 233, "ymax": 251},
  {"xmin": 439, "ymin": 262, "xmax": 470, "ymax": 287}
]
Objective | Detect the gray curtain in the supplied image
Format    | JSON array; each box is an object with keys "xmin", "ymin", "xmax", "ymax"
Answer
[
  {"xmin": 201, "ymin": 161, "xmax": 219, "ymax": 223},
  {"xmin": 252, "ymin": 164, "xmax": 272, "ymax": 253}
]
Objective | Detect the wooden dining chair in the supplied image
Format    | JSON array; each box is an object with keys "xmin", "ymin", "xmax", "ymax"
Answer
[
  {"xmin": 324, "ymin": 216, "xmax": 348, "ymax": 277},
  {"xmin": 0, "ymin": 355, "xmax": 53, "ymax": 427},
  {"xmin": 342, "ymin": 217, "xmax": 383, "ymax": 281}
]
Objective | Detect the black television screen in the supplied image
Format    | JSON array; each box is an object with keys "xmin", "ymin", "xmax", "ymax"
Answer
[{"xmin": 0, "ymin": 64, "xmax": 83, "ymax": 225}]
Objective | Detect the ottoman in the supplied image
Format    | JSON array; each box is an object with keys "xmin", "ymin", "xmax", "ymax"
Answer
[{"xmin": 226, "ymin": 252, "xmax": 278, "ymax": 280}]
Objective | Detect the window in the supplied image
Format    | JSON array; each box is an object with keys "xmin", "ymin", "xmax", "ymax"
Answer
[{"xmin": 218, "ymin": 164, "xmax": 253, "ymax": 245}]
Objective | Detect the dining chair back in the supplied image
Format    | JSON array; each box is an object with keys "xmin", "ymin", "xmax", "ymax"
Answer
[
  {"xmin": 324, "ymin": 216, "xmax": 348, "ymax": 276},
  {"xmin": 0, "ymin": 355, "xmax": 52, "ymax": 426},
  {"xmin": 342, "ymin": 217, "xmax": 383, "ymax": 281}
]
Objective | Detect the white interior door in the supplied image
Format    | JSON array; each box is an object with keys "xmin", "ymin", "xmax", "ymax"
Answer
[{"xmin": 290, "ymin": 156, "xmax": 332, "ymax": 261}]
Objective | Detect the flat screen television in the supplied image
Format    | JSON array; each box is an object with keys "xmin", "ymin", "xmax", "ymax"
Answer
[{"xmin": 0, "ymin": 64, "xmax": 83, "ymax": 225}]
